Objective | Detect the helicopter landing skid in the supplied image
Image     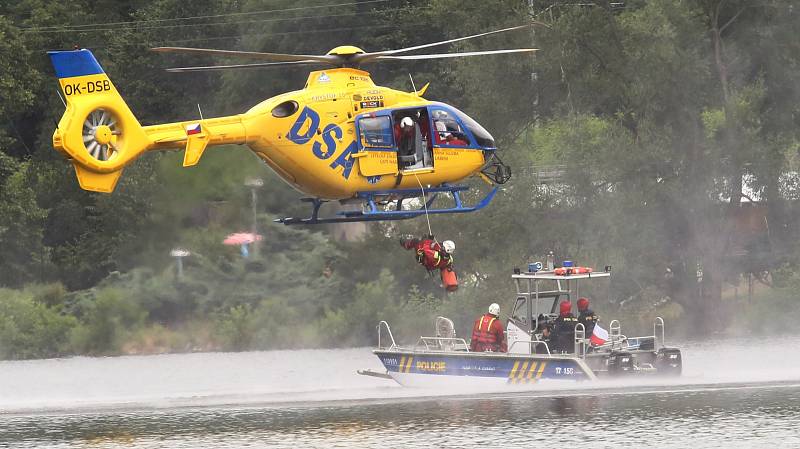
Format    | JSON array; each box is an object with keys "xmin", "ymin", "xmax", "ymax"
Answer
[{"xmin": 275, "ymin": 185, "xmax": 498, "ymax": 225}]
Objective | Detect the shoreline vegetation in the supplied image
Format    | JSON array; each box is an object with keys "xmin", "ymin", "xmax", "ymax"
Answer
[
  {"xmin": 2, "ymin": 1, "xmax": 800, "ymax": 360},
  {"xmin": 0, "ymin": 270, "xmax": 795, "ymax": 360}
]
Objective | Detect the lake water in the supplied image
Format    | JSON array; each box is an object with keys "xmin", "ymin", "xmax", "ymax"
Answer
[{"xmin": 1, "ymin": 337, "xmax": 799, "ymax": 448}]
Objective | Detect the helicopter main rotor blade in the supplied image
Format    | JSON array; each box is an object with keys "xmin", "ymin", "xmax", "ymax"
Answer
[
  {"xmin": 371, "ymin": 48, "xmax": 538, "ymax": 62},
  {"xmin": 152, "ymin": 46, "xmax": 338, "ymax": 64},
  {"xmin": 165, "ymin": 60, "xmax": 325, "ymax": 72},
  {"xmin": 153, "ymin": 23, "xmax": 541, "ymax": 70},
  {"xmin": 353, "ymin": 23, "xmax": 537, "ymax": 64}
]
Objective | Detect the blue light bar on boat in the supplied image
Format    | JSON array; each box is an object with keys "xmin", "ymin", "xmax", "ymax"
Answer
[{"xmin": 528, "ymin": 262, "xmax": 542, "ymax": 272}]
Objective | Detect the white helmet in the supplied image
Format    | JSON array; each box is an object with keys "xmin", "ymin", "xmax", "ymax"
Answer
[
  {"xmin": 488, "ymin": 303, "xmax": 500, "ymax": 316},
  {"xmin": 400, "ymin": 117, "xmax": 414, "ymax": 128},
  {"xmin": 442, "ymin": 240, "xmax": 455, "ymax": 254}
]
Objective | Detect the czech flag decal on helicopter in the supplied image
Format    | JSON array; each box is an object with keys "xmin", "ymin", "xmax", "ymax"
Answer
[{"xmin": 185, "ymin": 123, "xmax": 202, "ymax": 135}]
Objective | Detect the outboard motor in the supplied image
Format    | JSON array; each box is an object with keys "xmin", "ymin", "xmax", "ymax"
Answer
[
  {"xmin": 655, "ymin": 347, "xmax": 682, "ymax": 376},
  {"xmin": 608, "ymin": 351, "xmax": 635, "ymax": 376}
]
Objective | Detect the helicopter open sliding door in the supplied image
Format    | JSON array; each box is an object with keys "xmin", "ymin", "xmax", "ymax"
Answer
[
  {"xmin": 355, "ymin": 113, "xmax": 399, "ymax": 177},
  {"xmin": 394, "ymin": 108, "xmax": 432, "ymax": 171}
]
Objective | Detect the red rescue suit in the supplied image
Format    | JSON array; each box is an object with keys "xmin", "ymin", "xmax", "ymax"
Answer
[
  {"xmin": 417, "ymin": 239, "xmax": 452, "ymax": 270},
  {"xmin": 402, "ymin": 238, "xmax": 452, "ymax": 271},
  {"xmin": 470, "ymin": 313, "xmax": 507, "ymax": 352}
]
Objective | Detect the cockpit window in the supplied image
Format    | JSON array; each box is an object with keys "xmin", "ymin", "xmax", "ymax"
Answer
[
  {"xmin": 431, "ymin": 109, "xmax": 471, "ymax": 147},
  {"xmin": 511, "ymin": 297, "xmax": 528, "ymax": 326},
  {"xmin": 358, "ymin": 116, "xmax": 394, "ymax": 148},
  {"xmin": 450, "ymin": 107, "xmax": 495, "ymax": 148}
]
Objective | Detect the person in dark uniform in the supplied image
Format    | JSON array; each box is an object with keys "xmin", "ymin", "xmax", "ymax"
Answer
[
  {"xmin": 577, "ymin": 297, "xmax": 599, "ymax": 336},
  {"xmin": 551, "ymin": 300, "xmax": 578, "ymax": 353},
  {"xmin": 536, "ymin": 319, "xmax": 553, "ymax": 354}
]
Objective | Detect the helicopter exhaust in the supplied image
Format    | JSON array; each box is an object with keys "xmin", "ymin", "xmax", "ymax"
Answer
[{"xmin": 48, "ymin": 49, "xmax": 248, "ymax": 193}]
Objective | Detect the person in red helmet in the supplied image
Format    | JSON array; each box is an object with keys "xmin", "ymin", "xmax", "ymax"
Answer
[
  {"xmin": 550, "ymin": 299, "xmax": 578, "ymax": 353},
  {"xmin": 577, "ymin": 297, "xmax": 599, "ymax": 336},
  {"xmin": 470, "ymin": 303, "xmax": 507, "ymax": 352}
]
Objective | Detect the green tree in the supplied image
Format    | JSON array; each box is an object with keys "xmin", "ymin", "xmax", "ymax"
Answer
[
  {"xmin": 0, "ymin": 163, "xmax": 46, "ymax": 287},
  {"xmin": 0, "ymin": 288, "xmax": 77, "ymax": 359}
]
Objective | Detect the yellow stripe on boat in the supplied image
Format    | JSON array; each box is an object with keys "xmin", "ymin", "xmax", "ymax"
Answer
[
  {"xmin": 536, "ymin": 361, "xmax": 547, "ymax": 379},
  {"xmin": 515, "ymin": 361, "xmax": 530, "ymax": 384},
  {"xmin": 525, "ymin": 361, "xmax": 539, "ymax": 383},
  {"xmin": 508, "ymin": 361, "xmax": 521, "ymax": 383}
]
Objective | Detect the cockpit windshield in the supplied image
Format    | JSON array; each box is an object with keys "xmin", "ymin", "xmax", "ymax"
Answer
[
  {"xmin": 450, "ymin": 107, "xmax": 495, "ymax": 148},
  {"xmin": 431, "ymin": 109, "xmax": 470, "ymax": 147}
]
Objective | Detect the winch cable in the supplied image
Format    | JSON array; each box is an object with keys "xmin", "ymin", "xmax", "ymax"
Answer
[
  {"xmin": 413, "ymin": 173, "xmax": 436, "ymax": 243},
  {"xmin": 414, "ymin": 174, "xmax": 459, "ymax": 286}
]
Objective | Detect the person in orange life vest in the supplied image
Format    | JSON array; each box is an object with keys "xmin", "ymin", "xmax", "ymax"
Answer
[
  {"xmin": 470, "ymin": 303, "xmax": 507, "ymax": 352},
  {"xmin": 551, "ymin": 300, "xmax": 579, "ymax": 353},
  {"xmin": 577, "ymin": 297, "xmax": 599, "ymax": 336},
  {"xmin": 400, "ymin": 236, "xmax": 454, "ymax": 271}
]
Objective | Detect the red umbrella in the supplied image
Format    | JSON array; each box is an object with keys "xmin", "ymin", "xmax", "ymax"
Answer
[{"xmin": 223, "ymin": 232, "xmax": 263, "ymax": 245}]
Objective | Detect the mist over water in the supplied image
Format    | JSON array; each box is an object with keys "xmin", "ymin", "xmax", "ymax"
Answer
[{"xmin": 1, "ymin": 337, "xmax": 799, "ymax": 448}]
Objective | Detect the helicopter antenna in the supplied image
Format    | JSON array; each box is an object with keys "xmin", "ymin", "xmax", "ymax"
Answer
[
  {"xmin": 56, "ymin": 89, "xmax": 67, "ymax": 108},
  {"xmin": 197, "ymin": 103, "xmax": 204, "ymax": 120},
  {"xmin": 408, "ymin": 73, "xmax": 417, "ymax": 95}
]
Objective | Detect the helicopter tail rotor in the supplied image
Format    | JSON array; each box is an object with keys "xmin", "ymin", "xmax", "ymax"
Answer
[{"xmin": 49, "ymin": 49, "xmax": 151, "ymax": 192}]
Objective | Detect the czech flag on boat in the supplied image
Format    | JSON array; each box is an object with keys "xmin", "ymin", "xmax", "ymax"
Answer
[
  {"xmin": 185, "ymin": 123, "xmax": 202, "ymax": 135},
  {"xmin": 590, "ymin": 323, "xmax": 609, "ymax": 346}
]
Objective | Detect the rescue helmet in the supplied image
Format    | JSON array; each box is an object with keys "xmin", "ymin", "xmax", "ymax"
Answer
[
  {"xmin": 559, "ymin": 300, "xmax": 572, "ymax": 316},
  {"xmin": 442, "ymin": 240, "xmax": 455, "ymax": 254},
  {"xmin": 400, "ymin": 117, "xmax": 414, "ymax": 128},
  {"xmin": 488, "ymin": 303, "xmax": 500, "ymax": 316},
  {"xmin": 578, "ymin": 297, "xmax": 590, "ymax": 311}
]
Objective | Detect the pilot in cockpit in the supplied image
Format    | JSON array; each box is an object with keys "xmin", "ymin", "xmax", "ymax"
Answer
[{"xmin": 432, "ymin": 110, "xmax": 469, "ymax": 146}]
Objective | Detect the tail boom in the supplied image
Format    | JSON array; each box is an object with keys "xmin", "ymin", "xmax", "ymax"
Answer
[
  {"xmin": 143, "ymin": 115, "xmax": 248, "ymax": 167},
  {"xmin": 49, "ymin": 49, "xmax": 249, "ymax": 192}
]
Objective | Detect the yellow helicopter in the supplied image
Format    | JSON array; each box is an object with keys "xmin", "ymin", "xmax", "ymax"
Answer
[{"xmin": 48, "ymin": 25, "xmax": 534, "ymax": 224}]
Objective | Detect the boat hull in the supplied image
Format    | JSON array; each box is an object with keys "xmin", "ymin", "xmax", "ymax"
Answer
[{"xmin": 375, "ymin": 350, "xmax": 596, "ymax": 387}]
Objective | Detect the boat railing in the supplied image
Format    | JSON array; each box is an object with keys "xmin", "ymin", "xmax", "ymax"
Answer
[
  {"xmin": 416, "ymin": 336, "xmax": 470, "ymax": 352},
  {"xmin": 377, "ymin": 320, "xmax": 397, "ymax": 350},
  {"xmin": 574, "ymin": 323, "xmax": 587, "ymax": 358},
  {"xmin": 508, "ymin": 339, "xmax": 551, "ymax": 355},
  {"xmin": 654, "ymin": 316, "xmax": 665, "ymax": 350}
]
